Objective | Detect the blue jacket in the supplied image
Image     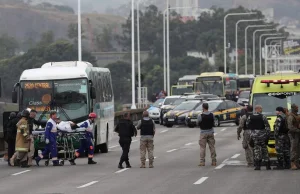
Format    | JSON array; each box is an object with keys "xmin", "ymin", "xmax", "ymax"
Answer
[{"xmin": 45, "ymin": 118, "xmax": 57, "ymax": 142}]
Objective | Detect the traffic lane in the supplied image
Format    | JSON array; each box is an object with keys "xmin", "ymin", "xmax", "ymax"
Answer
[
  {"xmin": 0, "ymin": 125, "xmax": 204, "ymax": 193},
  {"xmin": 69, "ymin": 125, "xmax": 241, "ymax": 194}
]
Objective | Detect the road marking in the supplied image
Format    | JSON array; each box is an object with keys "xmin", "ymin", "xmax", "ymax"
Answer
[
  {"xmin": 215, "ymin": 164, "xmax": 226, "ymax": 169},
  {"xmin": 77, "ymin": 181, "xmax": 98, "ymax": 188},
  {"xmin": 146, "ymin": 157, "xmax": 157, "ymax": 162},
  {"xmin": 115, "ymin": 168, "xmax": 130, "ymax": 173},
  {"xmin": 167, "ymin": 149, "xmax": 178, "ymax": 153},
  {"xmin": 185, "ymin": 142, "xmax": 193, "ymax": 146},
  {"xmin": 194, "ymin": 177, "xmax": 208, "ymax": 185},
  {"xmin": 222, "ymin": 158, "xmax": 229, "ymax": 163},
  {"xmin": 221, "ymin": 128, "xmax": 227, "ymax": 132},
  {"xmin": 12, "ymin": 170, "xmax": 31, "ymax": 176},
  {"xmin": 132, "ymin": 140, "xmax": 138, "ymax": 143},
  {"xmin": 160, "ymin": 130, "xmax": 168, "ymax": 133},
  {"xmin": 109, "ymin": 145, "xmax": 119, "ymax": 149},
  {"xmin": 231, "ymin": 154, "xmax": 241, "ymax": 159},
  {"xmin": 214, "ymin": 133, "xmax": 218, "ymax": 136}
]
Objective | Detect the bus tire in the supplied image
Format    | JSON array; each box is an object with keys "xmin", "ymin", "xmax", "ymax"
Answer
[
  {"xmin": 94, "ymin": 126, "xmax": 100, "ymax": 154},
  {"xmin": 214, "ymin": 117, "xmax": 220, "ymax": 127},
  {"xmin": 100, "ymin": 127, "xmax": 109, "ymax": 153}
]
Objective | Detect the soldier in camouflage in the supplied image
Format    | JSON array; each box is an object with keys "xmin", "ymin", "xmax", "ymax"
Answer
[
  {"xmin": 246, "ymin": 105, "xmax": 271, "ymax": 170},
  {"xmin": 287, "ymin": 104, "xmax": 300, "ymax": 170},
  {"xmin": 237, "ymin": 105, "xmax": 254, "ymax": 167},
  {"xmin": 273, "ymin": 107, "xmax": 290, "ymax": 170}
]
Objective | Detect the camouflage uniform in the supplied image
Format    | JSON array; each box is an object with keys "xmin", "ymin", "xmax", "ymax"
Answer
[
  {"xmin": 246, "ymin": 112, "xmax": 271, "ymax": 170},
  {"xmin": 287, "ymin": 110, "xmax": 300, "ymax": 169},
  {"xmin": 237, "ymin": 113, "xmax": 254, "ymax": 166},
  {"xmin": 274, "ymin": 113, "xmax": 290, "ymax": 169}
]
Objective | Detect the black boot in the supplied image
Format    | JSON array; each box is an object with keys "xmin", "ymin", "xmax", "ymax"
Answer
[
  {"xmin": 53, "ymin": 160, "xmax": 63, "ymax": 166},
  {"xmin": 125, "ymin": 161, "xmax": 132, "ymax": 168},
  {"xmin": 273, "ymin": 161, "xmax": 284, "ymax": 170},
  {"xmin": 266, "ymin": 160, "xmax": 271, "ymax": 170},
  {"xmin": 118, "ymin": 163, "xmax": 124, "ymax": 169},
  {"xmin": 88, "ymin": 158, "xmax": 97, "ymax": 165},
  {"xmin": 20, "ymin": 161, "xmax": 30, "ymax": 168},
  {"xmin": 69, "ymin": 157, "xmax": 77, "ymax": 165},
  {"xmin": 254, "ymin": 160, "xmax": 261, "ymax": 170},
  {"xmin": 285, "ymin": 159, "xmax": 291, "ymax": 169}
]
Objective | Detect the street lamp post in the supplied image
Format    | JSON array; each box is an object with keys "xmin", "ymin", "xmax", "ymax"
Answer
[
  {"xmin": 131, "ymin": 0, "xmax": 136, "ymax": 109},
  {"xmin": 136, "ymin": 0, "xmax": 142, "ymax": 106},
  {"xmin": 264, "ymin": 36, "xmax": 286, "ymax": 74},
  {"xmin": 259, "ymin": 33, "xmax": 282, "ymax": 75},
  {"xmin": 77, "ymin": 0, "xmax": 82, "ymax": 61},
  {"xmin": 223, "ymin": 12, "xmax": 256, "ymax": 74},
  {"xmin": 244, "ymin": 24, "xmax": 273, "ymax": 75},
  {"xmin": 164, "ymin": 5, "xmax": 202, "ymax": 95},
  {"xmin": 252, "ymin": 28, "xmax": 275, "ymax": 75},
  {"xmin": 235, "ymin": 19, "xmax": 262, "ymax": 75}
]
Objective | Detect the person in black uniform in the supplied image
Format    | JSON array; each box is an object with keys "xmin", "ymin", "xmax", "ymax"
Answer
[
  {"xmin": 5, "ymin": 112, "xmax": 19, "ymax": 166},
  {"xmin": 114, "ymin": 112, "xmax": 137, "ymax": 169}
]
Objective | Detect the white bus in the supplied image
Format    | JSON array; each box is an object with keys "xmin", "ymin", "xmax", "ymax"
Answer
[{"xmin": 11, "ymin": 61, "xmax": 114, "ymax": 153}]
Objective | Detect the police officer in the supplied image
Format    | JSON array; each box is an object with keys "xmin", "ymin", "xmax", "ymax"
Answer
[
  {"xmin": 35, "ymin": 110, "xmax": 62, "ymax": 166},
  {"xmin": 246, "ymin": 105, "xmax": 271, "ymax": 170},
  {"xmin": 5, "ymin": 112, "xmax": 19, "ymax": 166},
  {"xmin": 273, "ymin": 107, "xmax": 290, "ymax": 170},
  {"xmin": 237, "ymin": 105, "xmax": 254, "ymax": 167},
  {"xmin": 69, "ymin": 113, "xmax": 98, "ymax": 165},
  {"xmin": 114, "ymin": 112, "xmax": 137, "ymax": 169},
  {"xmin": 287, "ymin": 104, "xmax": 300, "ymax": 170},
  {"xmin": 198, "ymin": 103, "xmax": 217, "ymax": 167},
  {"xmin": 137, "ymin": 111, "xmax": 156, "ymax": 168}
]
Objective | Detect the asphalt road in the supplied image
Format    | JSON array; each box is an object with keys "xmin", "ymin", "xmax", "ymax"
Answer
[{"xmin": 1, "ymin": 123, "xmax": 300, "ymax": 194}]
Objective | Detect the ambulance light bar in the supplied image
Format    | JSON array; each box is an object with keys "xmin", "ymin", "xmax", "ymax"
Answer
[{"xmin": 261, "ymin": 79, "xmax": 300, "ymax": 86}]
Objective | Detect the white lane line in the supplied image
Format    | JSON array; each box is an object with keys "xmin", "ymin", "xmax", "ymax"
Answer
[
  {"xmin": 146, "ymin": 157, "xmax": 157, "ymax": 162},
  {"xmin": 215, "ymin": 164, "xmax": 226, "ymax": 169},
  {"xmin": 185, "ymin": 142, "xmax": 193, "ymax": 146},
  {"xmin": 231, "ymin": 154, "xmax": 241, "ymax": 159},
  {"xmin": 166, "ymin": 149, "xmax": 178, "ymax": 153},
  {"xmin": 132, "ymin": 140, "xmax": 138, "ymax": 143},
  {"xmin": 109, "ymin": 145, "xmax": 119, "ymax": 149},
  {"xmin": 221, "ymin": 128, "xmax": 227, "ymax": 132},
  {"xmin": 77, "ymin": 181, "xmax": 98, "ymax": 188},
  {"xmin": 222, "ymin": 158, "xmax": 229, "ymax": 163},
  {"xmin": 160, "ymin": 130, "xmax": 169, "ymax": 133},
  {"xmin": 115, "ymin": 168, "xmax": 130, "ymax": 173},
  {"xmin": 194, "ymin": 177, "xmax": 209, "ymax": 185},
  {"xmin": 214, "ymin": 133, "xmax": 218, "ymax": 136},
  {"xmin": 12, "ymin": 170, "xmax": 31, "ymax": 176}
]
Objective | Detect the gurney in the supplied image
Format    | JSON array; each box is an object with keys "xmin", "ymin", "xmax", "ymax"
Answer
[{"xmin": 33, "ymin": 122, "xmax": 88, "ymax": 166}]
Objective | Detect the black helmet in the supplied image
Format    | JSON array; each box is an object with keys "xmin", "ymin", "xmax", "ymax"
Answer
[{"xmin": 21, "ymin": 109, "xmax": 30, "ymax": 118}]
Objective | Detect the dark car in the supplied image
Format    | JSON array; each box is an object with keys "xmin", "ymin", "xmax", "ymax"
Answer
[
  {"xmin": 237, "ymin": 90, "xmax": 250, "ymax": 106},
  {"xmin": 163, "ymin": 100, "xmax": 202, "ymax": 128},
  {"xmin": 186, "ymin": 100, "xmax": 242, "ymax": 128},
  {"xmin": 160, "ymin": 97, "xmax": 186, "ymax": 125}
]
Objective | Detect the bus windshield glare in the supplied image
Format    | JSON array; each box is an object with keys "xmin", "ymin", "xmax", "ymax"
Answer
[
  {"xmin": 20, "ymin": 78, "xmax": 89, "ymax": 121},
  {"xmin": 252, "ymin": 92, "xmax": 300, "ymax": 116},
  {"xmin": 171, "ymin": 86, "xmax": 193, "ymax": 95},
  {"xmin": 195, "ymin": 76, "xmax": 223, "ymax": 96}
]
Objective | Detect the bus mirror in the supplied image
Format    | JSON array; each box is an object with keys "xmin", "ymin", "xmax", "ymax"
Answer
[
  {"xmin": 90, "ymin": 86, "xmax": 96, "ymax": 99},
  {"xmin": 12, "ymin": 91, "xmax": 17, "ymax": 103}
]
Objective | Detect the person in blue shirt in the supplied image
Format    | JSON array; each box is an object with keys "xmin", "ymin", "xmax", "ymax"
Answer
[
  {"xmin": 69, "ymin": 113, "xmax": 97, "ymax": 165},
  {"xmin": 35, "ymin": 110, "xmax": 62, "ymax": 166}
]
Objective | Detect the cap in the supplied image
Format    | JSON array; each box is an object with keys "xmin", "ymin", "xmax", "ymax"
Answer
[{"xmin": 276, "ymin": 107, "xmax": 284, "ymax": 112}]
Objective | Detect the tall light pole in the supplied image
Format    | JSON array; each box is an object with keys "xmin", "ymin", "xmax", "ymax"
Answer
[
  {"xmin": 137, "ymin": 0, "xmax": 141, "ymax": 105},
  {"xmin": 164, "ymin": 5, "xmax": 202, "ymax": 95},
  {"xmin": 131, "ymin": 0, "xmax": 136, "ymax": 109},
  {"xmin": 252, "ymin": 28, "xmax": 275, "ymax": 75},
  {"xmin": 166, "ymin": 0, "xmax": 170, "ymax": 96},
  {"xmin": 235, "ymin": 19, "xmax": 262, "ymax": 75},
  {"xmin": 259, "ymin": 33, "xmax": 282, "ymax": 75},
  {"xmin": 78, "ymin": 0, "xmax": 82, "ymax": 61},
  {"xmin": 244, "ymin": 24, "xmax": 273, "ymax": 75},
  {"xmin": 223, "ymin": 12, "xmax": 256, "ymax": 74},
  {"xmin": 264, "ymin": 36, "xmax": 286, "ymax": 74}
]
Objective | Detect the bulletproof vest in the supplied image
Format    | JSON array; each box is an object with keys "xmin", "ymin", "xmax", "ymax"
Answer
[
  {"xmin": 248, "ymin": 114, "xmax": 265, "ymax": 130},
  {"xmin": 243, "ymin": 112, "xmax": 252, "ymax": 130},
  {"xmin": 278, "ymin": 115, "xmax": 288, "ymax": 134},
  {"xmin": 140, "ymin": 119, "xmax": 154, "ymax": 136},
  {"xmin": 118, "ymin": 119, "xmax": 133, "ymax": 138},
  {"xmin": 199, "ymin": 113, "xmax": 214, "ymax": 130}
]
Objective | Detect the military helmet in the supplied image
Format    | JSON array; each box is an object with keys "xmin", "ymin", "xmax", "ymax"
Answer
[{"xmin": 21, "ymin": 109, "xmax": 30, "ymax": 118}]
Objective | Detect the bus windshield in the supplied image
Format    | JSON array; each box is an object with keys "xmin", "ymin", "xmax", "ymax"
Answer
[
  {"xmin": 239, "ymin": 78, "xmax": 253, "ymax": 89},
  {"xmin": 252, "ymin": 92, "xmax": 300, "ymax": 116},
  {"xmin": 171, "ymin": 86, "xmax": 193, "ymax": 95},
  {"xmin": 225, "ymin": 80, "xmax": 237, "ymax": 91},
  {"xmin": 195, "ymin": 77, "xmax": 223, "ymax": 96},
  {"xmin": 20, "ymin": 78, "xmax": 89, "ymax": 121}
]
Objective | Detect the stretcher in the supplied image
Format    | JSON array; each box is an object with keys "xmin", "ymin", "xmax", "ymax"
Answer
[{"xmin": 32, "ymin": 128, "xmax": 87, "ymax": 166}]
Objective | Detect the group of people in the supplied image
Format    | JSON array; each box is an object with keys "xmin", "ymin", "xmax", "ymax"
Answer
[
  {"xmin": 4, "ymin": 108, "xmax": 98, "ymax": 168},
  {"xmin": 238, "ymin": 104, "xmax": 300, "ymax": 170}
]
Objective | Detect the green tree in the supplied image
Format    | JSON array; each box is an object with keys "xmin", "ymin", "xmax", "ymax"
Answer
[
  {"xmin": 38, "ymin": 31, "xmax": 55, "ymax": 46},
  {"xmin": 96, "ymin": 27, "xmax": 114, "ymax": 52},
  {"xmin": 0, "ymin": 34, "xmax": 19, "ymax": 60}
]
